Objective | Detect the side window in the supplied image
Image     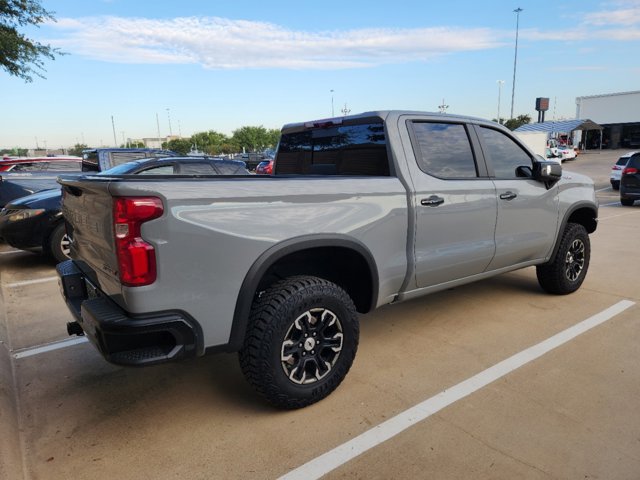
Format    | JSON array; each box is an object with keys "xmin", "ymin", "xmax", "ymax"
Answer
[
  {"xmin": 479, "ymin": 127, "xmax": 532, "ymax": 179},
  {"xmin": 136, "ymin": 165, "xmax": 175, "ymax": 175},
  {"xmin": 178, "ymin": 163, "xmax": 216, "ymax": 175},
  {"xmin": 411, "ymin": 122, "xmax": 477, "ymax": 178}
]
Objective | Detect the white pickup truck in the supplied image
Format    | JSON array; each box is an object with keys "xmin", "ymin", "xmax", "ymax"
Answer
[{"xmin": 57, "ymin": 111, "xmax": 598, "ymax": 408}]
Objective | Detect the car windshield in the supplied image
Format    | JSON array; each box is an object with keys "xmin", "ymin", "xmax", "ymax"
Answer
[{"xmin": 98, "ymin": 159, "xmax": 149, "ymax": 175}]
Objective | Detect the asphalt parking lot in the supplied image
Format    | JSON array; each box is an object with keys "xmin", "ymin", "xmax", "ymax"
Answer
[{"xmin": 1, "ymin": 150, "xmax": 639, "ymax": 480}]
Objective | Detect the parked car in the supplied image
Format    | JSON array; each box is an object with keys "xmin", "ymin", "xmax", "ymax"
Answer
[
  {"xmin": 556, "ymin": 144, "xmax": 576, "ymax": 161},
  {"xmin": 255, "ymin": 159, "xmax": 274, "ymax": 174},
  {"xmin": 611, "ymin": 151, "xmax": 638, "ymax": 190},
  {"xmin": 0, "ymin": 149, "xmax": 177, "ymax": 208},
  {"xmin": 0, "ymin": 156, "xmax": 249, "ymax": 262},
  {"xmin": 0, "ymin": 156, "xmax": 81, "ymax": 172},
  {"xmin": 620, "ymin": 152, "xmax": 640, "ymax": 206},
  {"xmin": 0, "ymin": 171, "xmax": 72, "ymax": 208}
]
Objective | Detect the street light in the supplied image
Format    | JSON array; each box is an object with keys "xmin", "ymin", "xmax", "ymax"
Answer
[
  {"xmin": 330, "ymin": 90, "xmax": 335, "ymax": 117},
  {"xmin": 166, "ymin": 108, "xmax": 173, "ymax": 136},
  {"xmin": 497, "ymin": 80, "xmax": 505, "ymax": 124},
  {"xmin": 510, "ymin": 7, "xmax": 523, "ymax": 119}
]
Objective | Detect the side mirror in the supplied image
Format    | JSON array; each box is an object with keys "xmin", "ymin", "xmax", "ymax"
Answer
[{"xmin": 533, "ymin": 161, "xmax": 562, "ymax": 185}]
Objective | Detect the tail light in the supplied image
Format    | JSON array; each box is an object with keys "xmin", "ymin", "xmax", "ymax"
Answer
[
  {"xmin": 622, "ymin": 167, "xmax": 638, "ymax": 175},
  {"xmin": 113, "ymin": 197, "xmax": 163, "ymax": 286}
]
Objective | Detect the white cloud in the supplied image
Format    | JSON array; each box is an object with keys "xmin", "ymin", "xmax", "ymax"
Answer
[
  {"xmin": 584, "ymin": 7, "xmax": 640, "ymax": 25},
  {"xmin": 49, "ymin": 16, "xmax": 502, "ymax": 69}
]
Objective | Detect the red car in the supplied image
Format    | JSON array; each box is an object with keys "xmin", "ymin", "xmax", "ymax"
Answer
[
  {"xmin": 0, "ymin": 156, "xmax": 82, "ymax": 172},
  {"xmin": 255, "ymin": 159, "xmax": 274, "ymax": 175}
]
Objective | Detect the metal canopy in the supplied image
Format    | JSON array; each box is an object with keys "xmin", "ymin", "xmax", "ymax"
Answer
[{"xmin": 514, "ymin": 119, "xmax": 603, "ymax": 133}]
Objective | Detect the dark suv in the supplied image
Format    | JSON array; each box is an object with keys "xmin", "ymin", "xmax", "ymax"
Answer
[{"xmin": 620, "ymin": 152, "xmax": 640, "ymax": 206}]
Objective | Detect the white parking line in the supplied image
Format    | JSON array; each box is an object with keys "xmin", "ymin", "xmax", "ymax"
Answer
[
  {"xmin": 280, "ymin": 300, "xmax": 636, "ymax": 480},
  {"xmin": 12, "ymin": 336, "xmax": 89, "ymax": 359},
  {"xmin": 0, "ymin": 250, "xmax": 23, "ymax": 255},
  {"xmin": 5, "ymin": 276, "xmax": 59, "ymax": 288}
]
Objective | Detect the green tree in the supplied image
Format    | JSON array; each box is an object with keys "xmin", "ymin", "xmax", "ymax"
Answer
[
  {"xmin": 231, "ymin": 126, "xmax": 277, "ymax": 152},
  {"xmin": 1, "ymin": 147, "xmax": 28, "ymax": 156},
  {"xmin": 191, "ymin": 130, "xmax": 230, "ymax": 155},
  {"xmin": 266, "ymin": 128, "xmax": 281, "ymax": 149},
  {"xmin": 162, "ymin": 138, "xmax": 192, "ymax": 155},
  {"xmin": 0, "ymin": 0, "xmax": 63, "ymax": 82},
  {"xmin": 68, "ymin": 143, "xmax": 87, "ymax": 156},
  {"xmin": 503, "ymin": 114, "xmax": 531, "ymax": 131}
]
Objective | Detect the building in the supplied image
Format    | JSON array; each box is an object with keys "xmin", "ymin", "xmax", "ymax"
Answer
[{"xmin": 575, "ymin": 91, "xmax": 640, "ymax": 149}]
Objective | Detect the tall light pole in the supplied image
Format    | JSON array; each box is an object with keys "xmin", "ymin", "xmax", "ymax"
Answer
[
  {"xmin": 330, "ymin": 90, "xmax": 335, "ymax": 117},
  {"xmin": 111, "ymin": 115, "xmax": 117, "ymax": 147},
  {"xmin": 438, "ymin": 99, "xmax": 449, "ymax": 114},
  {"xmin": 497, "ymin": 80, "xmax": 505, "ymax": 124},
  {"xmin": 510, "ymin": 7, "xmax": 523, "ymax": 119},
  {"xmin": 166, "ymin": 108, "xmax": 173, "ymax": 136}
]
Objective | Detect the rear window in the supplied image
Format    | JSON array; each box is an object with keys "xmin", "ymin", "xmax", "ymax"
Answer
[
  {"xmin": 275, "ymin": 121, "xmax": 390, "ymax": 176},
  {"xmin": 44, "ymin": 161, "xmax": 81, "ymax": 171},
  {"xmin": 617, "ymin": 157, "xmax": 630, "ymax": 166}
]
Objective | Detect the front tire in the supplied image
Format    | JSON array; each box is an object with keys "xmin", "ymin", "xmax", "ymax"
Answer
[
  {"xmin": 46, "ymin": 223, "xmax": 71, "ymax": 263},
  {"xmin": 239, "ymin": 276, "xmax": 359, "ymax": 409},
  {"xmin": 536, "ymin": 223, "xmax": 590, "ymax": 295}
]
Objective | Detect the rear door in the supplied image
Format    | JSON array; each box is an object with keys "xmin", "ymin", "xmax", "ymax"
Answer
[
  {"xmin": 407, "ymin": 120, "xmax": 498, "ymax": 288},
  {"xmin": 475, "ymin": 125, "xmax": 559, "ymax": 270}
]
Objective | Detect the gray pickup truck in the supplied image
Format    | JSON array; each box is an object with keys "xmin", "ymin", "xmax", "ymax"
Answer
[{"xmin": 57, "ymin": 111, "xmax": 598, "ymax": 409}]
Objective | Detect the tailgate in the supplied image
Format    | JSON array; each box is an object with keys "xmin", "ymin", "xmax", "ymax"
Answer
[{"xmin": 59, "ymin": 176, "xmax": 120, "ymax": 289}]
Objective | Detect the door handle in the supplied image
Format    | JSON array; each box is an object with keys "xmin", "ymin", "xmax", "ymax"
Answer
[
  {"xmin": 499, "ymin": 191, "xmax": 517, "ymax": 201},
  {"xmin": 421, "ymin": 195, "xmax": 445, "ymax": 207}
]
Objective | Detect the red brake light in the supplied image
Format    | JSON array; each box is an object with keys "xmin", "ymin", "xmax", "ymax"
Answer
[
  {"xmin": 622, "ymin": 167, "xmax": 638, "ymax": 175},
  {"xmin": 113, "ymin": 197, "xmax": 163, "ymax": 286}
]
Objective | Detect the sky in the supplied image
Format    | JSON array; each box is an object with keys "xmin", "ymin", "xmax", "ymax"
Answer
[{"xmin": 1, "ymin": 0, "xmax": 639, "ymax": 150}]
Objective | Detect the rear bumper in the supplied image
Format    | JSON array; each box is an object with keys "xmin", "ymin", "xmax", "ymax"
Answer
[{"xmin": 56, "ymin": 260, "xmax": 202, "ymax": 366}]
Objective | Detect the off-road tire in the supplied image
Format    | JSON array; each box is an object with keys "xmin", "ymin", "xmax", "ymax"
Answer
[
  {"xmin": 536, "ymin": 223, "xmax": 590, "ymax": 295},
  {"xmin": 239, "ymin": 276, "xmax": 359, "ymax": 409},
  {"xmin": 46, "ymin": 223, "xmax": 71, "ymax": 263}
]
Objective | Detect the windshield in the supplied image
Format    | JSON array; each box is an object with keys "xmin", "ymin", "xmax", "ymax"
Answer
[{"xmin": 97, "ymin": 159, "xmax": 148, "ymax": 175}]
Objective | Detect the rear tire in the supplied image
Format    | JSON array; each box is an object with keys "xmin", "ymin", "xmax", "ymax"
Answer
[
  {"xmin": 47, "ymin": 223, "xmax": 71, "ymax": 263},
  {"xmin": 239, "ymin": 276, "xmax": 359, "ymax": 409},
  {"xmin": 536, "ymin": 223, "xmax": 590, "ymax": 295},
  {"xmin": 620, "ymin": 197, "xmax": 634, "ymax": 206},
  {"xmin": 611, "ymin": 181, "xmax": 619, "ymax": 191}
]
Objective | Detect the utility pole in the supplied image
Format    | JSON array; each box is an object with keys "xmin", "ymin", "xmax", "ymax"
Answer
[
  {"xmin": 497, "ymin": 80, "xmax": 505, "ymax": 124},
  {"xmin": 156, "ymin": 113, "xmax": 161, "ymax": 140},
  {"xmin": 166, "ymin": 108, "xmax": 173, "ymax": 136},
  {"xmin": 330, "ymin": 90, "xmax": 335, "ymax": 117},
  {"xmin": 510, "ymin": 7, "xmax": 523, "ymax": 119},
  {"xmin": 111, "ymin": 115, "xmax": 118, "ymax": 147}
]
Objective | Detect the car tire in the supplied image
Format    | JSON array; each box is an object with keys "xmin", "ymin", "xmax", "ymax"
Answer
[
  {"xmin": 536, "ymin": 223, "xmax": 590, "ymax": 295},
  {"xmin": 620, "ymin": 197, "xmax": 634, "ymax": 206},
  {"xmin": 47, "ymin": 223, "xmax": 71, "ymax": 263},
  {"xmin": 239, "ymin": 275, "xmax": 359, "ymax": 409},
  {"xmin": 612, "ymin": 181, "xmax": 620, "ymax": 191}
]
